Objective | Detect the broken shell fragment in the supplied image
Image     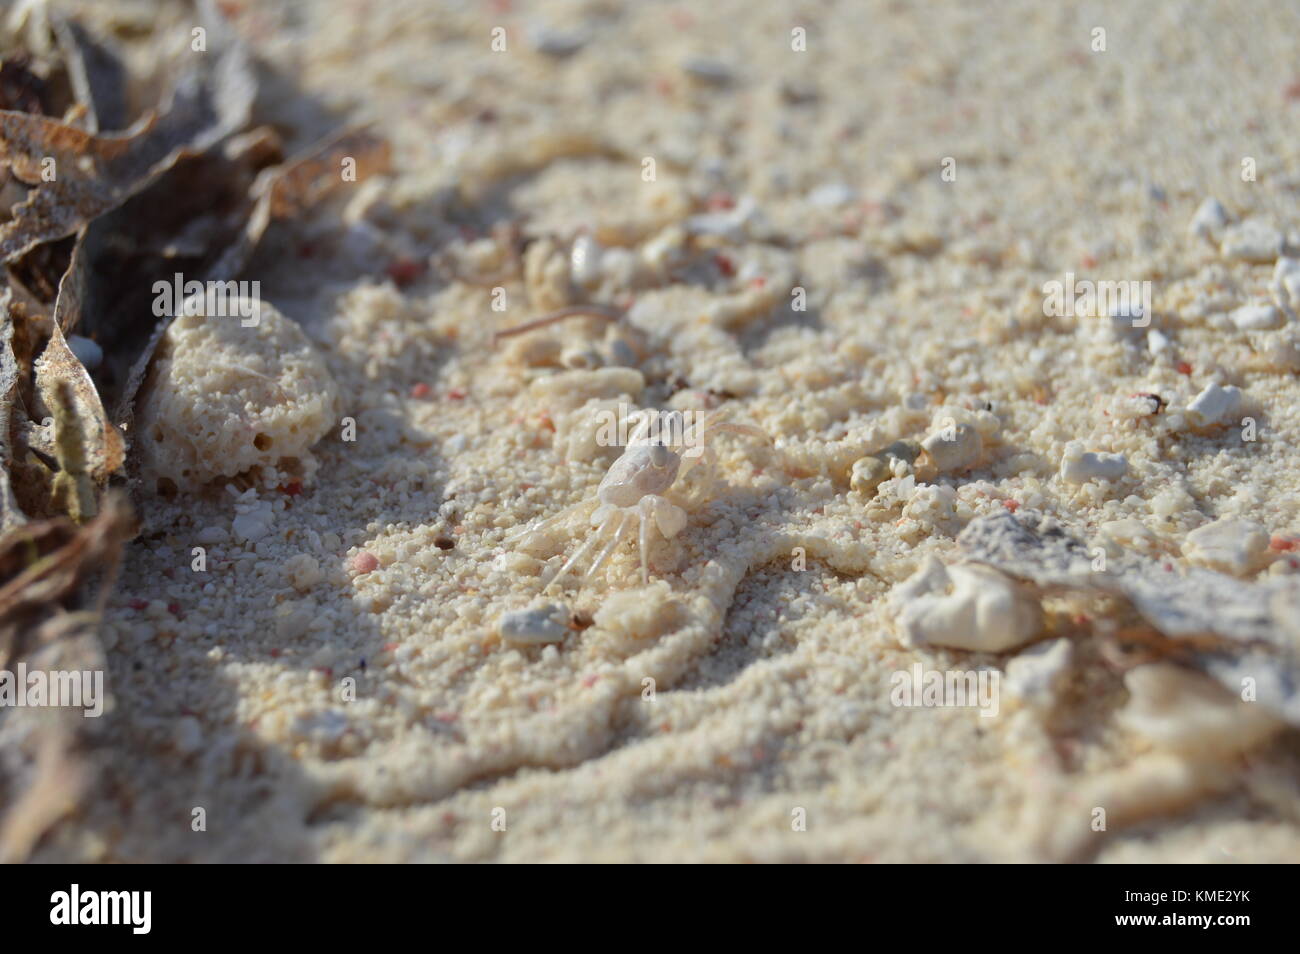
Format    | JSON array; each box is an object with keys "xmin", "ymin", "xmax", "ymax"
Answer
[
  {"xmin": 1183, "ymin": 517, "xmax": 1269, "ymax": 577},
  {"xmin": 560, "ymin": 345, "xmax": 603, "ymax": 370},
  {"xmin": 1004, "ymin": 638, "xmax": 1073, "ymax": 707},
  {"xmin": 499, "ymin": 603, "xmax": 570, "ymax": 646},
  {"xmin": 529, "ymin": 367, "xmax": 645, "ymax": 410},
  {"xmin": 890, "ymin": 556, "xmax": 1042, "ymax": 653},
  {"xmin": 1254, "ymin": 334, "xmax": 1300, "ymax": 372},
  {"xmin": 1273, "ymin": 257, "xmax": 1300, "ymax": 309},
  {"xmin": 849, "ymin": 455, "xmax": 890, "ymax": 494},
  {"xmin": 1118, "ymin": 663, "xmax": 1281, "ymax": 758},
  {"xmin": 569, "ymin": 233, "xmax": 604, "ymax": 289},
  {"xmin": 1188, "ymin": 196, "xmax": 1229, "ymax": 239},
  {"xmin": 1219, "ymin": 220, "xmax": 1283, "ymax": 263}
]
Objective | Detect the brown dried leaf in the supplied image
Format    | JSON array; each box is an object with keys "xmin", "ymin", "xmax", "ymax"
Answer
[
  {"xmin": 51, "ymin": 14, "xmax": 130, "ymax": 134},
  {"xmin": 33, "ymin": 315, "xmax": 124, "ymax": 486},
  {"xmin": 0, "ymin": 3, "xmax": 254, "ymax": 261},
  {"xmin": 205, "ymin": 125, "xmax": 392, "ymax": 279}
]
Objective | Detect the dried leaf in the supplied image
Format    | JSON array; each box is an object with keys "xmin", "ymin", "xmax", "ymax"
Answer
[
  {"xmin": 205, "ymin": 125, "xmax": 392, "ymax": 279},
  {"xmin": 33, "ymin": 317, "xmax": 124, "ymax": 486},
  {"xmin": 0, "ymin": 3, "xmax": 254, "ymax": 261},
  {"xmin": 51, "ymin": 14, "xmax": 129, "ymax": 134}
]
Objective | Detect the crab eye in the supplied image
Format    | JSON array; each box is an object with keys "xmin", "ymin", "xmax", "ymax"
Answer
[{"xmin": 649, "ymin": 443, "xmax": 669, "ymax": 468}]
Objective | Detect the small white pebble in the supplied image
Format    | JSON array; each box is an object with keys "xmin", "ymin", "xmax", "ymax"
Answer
[
  {"xmin": 921, "ymin": 423, "xmax": 983, "ymax": 473},
  {"xmin": 849, "ymin": 456, "xmax": 890, "ymax": 495},
  {"xmin": 1272, "ymin": 255, "xmax": 1300, "ymax": 286},
  {"xmin": 1107, "ymin": 392, "xmax": 1163, "ymax": 420},
  {"xmin": 67, "ymin": 334, "xmax": 103, "ymax": 370},
  {"xmin": 1059, "ymin": 441, "xmax": 1127, "ymax": 484},
  {"xmin": 1152, "ymin": 486, "xmax": 1195, "ymax": 518},
  {"xmin": 1255, "ymin": 334, "xmax": 1300, "ymax": 372},
  {"xmin": 1100, "ymin": 518, "xmax": 1156, "ymax": 551},
  {"xmin": 684, "ymin": 197, "xmax": 757, "ymax": 241},
  {"xmin": 284, "ymin": 553, "xmax": 322, "ymax": 592},
  {"xmin": 1188, "ymin": 196, "xmax": 1229, "ymax": 239},
  {"xmin": 681, "ymin": 57, "xmax": 732, "ymax": 84},
  {"xmin": 569, "ymin": 234, "xmax": 603, "ymax": 288},
  {"xmin": 1228, "ymin": 302, "xmax": 1283, "ymax": 331},
  {"xmin": 1183, "ymin": 517, "xmax": 1269, "ymax": 577},
  {"xmin": 232, "ymin": 511, "xmax": 271, "ymax": 543},
  {"xmin": 902, "ymin": 483, "xmax": 957, "ymax": 524},
  {"xmin": 196, "ymin": 525, "xmax": 227, "ymax": 545},
  {"xmin": 1147, "ymin": 328, "xmax": 1171, "ymax": 354},
  {"xmin": 1220, "ymin": 221, "xmax": 1283, "ymax": 263},
  {"xmin": 807, "ymin": 183, "xmax": 856, "ymax": 208},
  {"xmin": 499, "ymin": 603, "xmax": 569, "ymax": 645},
  {"xmin": 1282, "ymin": 271, "xmax": 1300, "ymax": 310},
  {"xmin": 1004, "ymin": 638, "xmax": 1073, "ymax": 707},
  {"xmin": 1186, "ymin": 382, "xmax": 1242, "ymax": 428},
  {"xmin": 529, "ymin": 26, "xmax": 588, "ymax": 57}
]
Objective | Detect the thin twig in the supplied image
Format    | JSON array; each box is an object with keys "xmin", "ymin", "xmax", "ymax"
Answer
[{"xmin": 492, "ymin": 305, "xmax": 625, "ymax": 343}]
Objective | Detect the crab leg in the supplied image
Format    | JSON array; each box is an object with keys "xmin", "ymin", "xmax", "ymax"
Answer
[
  {"xmin": 585, "ymin": 512, "xmax": 630, "ymax": 580},
  {"xmin": 548, "ymin": 516, "xmax": 609, "ymax": 585},
  {"xmin": 503, "ymin": 498, "xmax": 595, "ymax": 544}
]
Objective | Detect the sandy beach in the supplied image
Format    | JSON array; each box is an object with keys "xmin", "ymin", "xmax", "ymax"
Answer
[{"xmin": 3, "ymin": 0, "xmax": 1300, "ymax": 863}]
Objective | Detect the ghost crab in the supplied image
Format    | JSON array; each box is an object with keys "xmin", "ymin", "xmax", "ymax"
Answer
[{"xmin": 506, "ymin": 407, "xmax": 767, "ymax": 587}]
